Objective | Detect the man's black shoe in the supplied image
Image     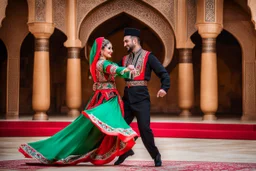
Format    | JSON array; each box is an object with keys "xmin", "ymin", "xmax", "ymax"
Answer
[
  {"xmin": 114, "ymin": 150, "xmax": 134, "ymax": 165},
  {"xmin": 154, "ymin": 153, "xmax": 162, "ymax": 167}
]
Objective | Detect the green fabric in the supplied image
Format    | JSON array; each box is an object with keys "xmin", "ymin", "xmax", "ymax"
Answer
[
  {"xmin": 89, "ymin": 40, "xmax": 97, "ymax": 66},
  {"xmin": 28, "ymin": 115, "xmax": 102, "ymax": 161},
  {"xmin": 26, "ymin": 96, "xmax": 131, "ymax": 163},
  {"xmin": 86, "ymin": 97, "xmax": 130, "ymax": 130},
  {"xmin": 103, "ymin": 60, "xmax": 131, "ymax": 79}
]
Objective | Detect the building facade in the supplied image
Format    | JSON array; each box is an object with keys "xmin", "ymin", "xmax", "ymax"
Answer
[{"xmin": 0, "ymin": 0, "xmax": 256, "ymax": 121}]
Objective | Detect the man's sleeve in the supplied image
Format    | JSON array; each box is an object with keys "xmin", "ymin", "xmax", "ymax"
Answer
[{"xmin": 148, "ymin": 53, "xmax": 170, "ymax": 92}]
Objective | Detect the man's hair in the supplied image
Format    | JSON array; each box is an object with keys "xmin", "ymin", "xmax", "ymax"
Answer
[{"xmin": 131, "ymin": 36, "xmax": 140, "ymax": 44}]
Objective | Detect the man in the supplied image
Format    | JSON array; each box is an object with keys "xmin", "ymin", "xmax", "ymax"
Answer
[{"xmin": 114, "ymin": 28, "xmax": 170, "ymax": 167}]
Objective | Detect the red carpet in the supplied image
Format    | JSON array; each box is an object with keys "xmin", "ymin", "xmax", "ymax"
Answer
[
  {"xmin": 0, "ymin": 159, "xmax": 256, "ymax": 170},
  {"xmin": 0, "ymin": 121, "xmax": 256, "ymax": 139}
]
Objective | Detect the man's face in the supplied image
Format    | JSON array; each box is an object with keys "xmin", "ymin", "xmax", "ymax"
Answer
[{"xmin": 123, "ymin": 36, "xmax": 135, "ymax": 53}]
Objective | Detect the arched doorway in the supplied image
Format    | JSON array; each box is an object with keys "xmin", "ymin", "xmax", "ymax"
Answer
[
  {"xmin": 78, "ymin": 0, "xmax": 177, "ymax": 115},
  {"xmin": 191, "ymin": 30, "xmax": 242, "ymax": 118},
  {"xmin": 79, "ymin": 0, "xmax": 175, "ymax": 68},
  {"xmin": 49, "ymin": 29, "xmax": 68, "ymax": 115},
  {"xmin": 19, "ymin": 33, "xmax": 34, "ymax": 115},
  {"xmin": 83, "ymin": 13, "xmax": 166, "ymax": 113},
  {"xmin": 19, "ymin": 29, "xmax": 68, "ymax": 116},
  {"xmin": 0, "ymin": 39, "xmax": 7, "ymax": 118}
]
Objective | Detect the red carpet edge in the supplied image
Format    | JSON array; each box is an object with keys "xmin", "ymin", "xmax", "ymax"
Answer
[{"xmin": 0, "ymin": 121, "xmax": 255, "ymax": 140}]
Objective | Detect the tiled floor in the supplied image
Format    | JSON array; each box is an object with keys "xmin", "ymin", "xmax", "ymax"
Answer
[
  {"xmin": 0, "ymin": 115, "xmax": 256, "ymax": 170},
  {"xmin": 1, "ymin": 137, "xmax": 256, "ymax": 170}
]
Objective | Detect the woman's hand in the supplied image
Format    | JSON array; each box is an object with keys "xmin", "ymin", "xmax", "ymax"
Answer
[
  {"xmin": 127, "ymin": 65, "xmax": 136, "ymax": 74},
  {"xmin": 124, "ymin": 65, "xmax": 136, "ymax": 73},
  {"xmin": 127, "ymin": 65, "xmax": 135, "ymax": 70}
]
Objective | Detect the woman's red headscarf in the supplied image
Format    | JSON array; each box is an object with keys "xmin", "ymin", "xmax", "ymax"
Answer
[{"xmin": 89, "ymin": 37, "xmax": 104, "ymax": 82}]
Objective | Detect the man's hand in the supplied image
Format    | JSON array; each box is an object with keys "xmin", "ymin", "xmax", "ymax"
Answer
[{"xmin": 157, "ymin": 89, "xmax": 167, "ymax": 98}]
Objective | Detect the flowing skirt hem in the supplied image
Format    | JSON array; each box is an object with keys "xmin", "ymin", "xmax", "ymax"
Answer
[
  {"xmin": 81, "ymin": 111, "xmax": 138, "ymax": 142},
  {"xmin": 19, "ymin": 137, "xmax": 135, "ymax": 166}
]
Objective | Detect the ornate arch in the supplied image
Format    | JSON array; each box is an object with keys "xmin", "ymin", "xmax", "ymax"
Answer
[
  {"xmin": 224, "ymin": 1, "xmax": 256, "ymax": 120},
  {"xmin": 189, "ymin": 22, "xmax": 256, "ymax": 119},
  {"xmin": 224, "ymin": 22, "xmax": 256, "ymax": 120},
  {"xmin": 187, "ymin": 1, "xmax": 256, "ymax": 120},
  {"xmin": 78, "ymin": 0, "xmax": 175, "ymax": 67}
]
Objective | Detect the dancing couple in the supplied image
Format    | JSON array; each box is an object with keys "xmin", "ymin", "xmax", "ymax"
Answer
[{"xmin": 19, "ymin": 28, "xmax": 170, "ymax": 167}]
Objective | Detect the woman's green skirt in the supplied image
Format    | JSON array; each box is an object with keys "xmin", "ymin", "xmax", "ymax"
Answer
[{"xmin": 19, "ymin": 96, "xmax": 137, "ymax": 165}]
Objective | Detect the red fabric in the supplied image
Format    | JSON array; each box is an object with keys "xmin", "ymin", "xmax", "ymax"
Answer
[
  {"xmin": 79, "ymin": 89, "xmax": 136, "ymax": 165},
  {"xmin": 90, "ymin": 37, "xmax": 104, "ymax": 82},
  {"xmin": 105, "ymin": 65, "xmax": 111, "ymax": 74},
  {"xmin": 122, "ymin": 51, "xmax": 150, "ymax": 80},
  {"xmin": 89, "ymin": 136, "xmax": 135, "ymax": 165},
  {"xmin": 134, "ymin": 51, "xmax": 150, "ymax": 80},
  {"xmin": 122, "ymin": 55, "xmax": 128, "ymax": 67},
  {"xmin": 18, "ymin": 148, "xmax": 31, "ymax": 158}
]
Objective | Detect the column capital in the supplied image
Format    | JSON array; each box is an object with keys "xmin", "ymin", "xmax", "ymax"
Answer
[
  {"xmin": 28, "ymin": 22, "xmax": 55, "ymax": 38},
  {"xmin": 196, "ymin": 23, "xmax": 223, "ymax": 38}
]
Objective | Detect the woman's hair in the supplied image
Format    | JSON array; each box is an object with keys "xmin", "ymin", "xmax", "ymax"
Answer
[{"xmin": 101, "ymin": 39, "xmax": 110, "ymax": 49}]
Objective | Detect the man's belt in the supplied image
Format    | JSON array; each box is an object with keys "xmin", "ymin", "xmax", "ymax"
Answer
[{"xmin": 126, "ymin": 80, "xmax": 148, "ymax": 87}]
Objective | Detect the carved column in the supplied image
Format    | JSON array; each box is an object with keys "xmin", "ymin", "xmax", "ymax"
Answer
[
  {"xmin": 27, "ymin": 0, "xmax": 54, "ymax": 120},
  {"xmin": 176, "ymin": 0, "xmax": 195, "ymax": 117},
  {"xmin": 178, "ymin": 49, "xmax": 194, "ymax": 117},
  {"xmin": 196, "ymin": 0, "xmax": 223, "ymax": 120},
  {"xmin": 64, "ymin": 0, "xmax": 82, "ymax": 117}
]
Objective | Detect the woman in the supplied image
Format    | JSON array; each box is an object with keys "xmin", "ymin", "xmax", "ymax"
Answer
[{"xmin": 19, "ymin": 37, "xmax": 138, "ymax": 165}]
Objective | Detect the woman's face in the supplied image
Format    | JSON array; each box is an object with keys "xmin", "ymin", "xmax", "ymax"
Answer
[{"xmin": 101, "ymin": 43, "xmax": 113, "ymax": 58}]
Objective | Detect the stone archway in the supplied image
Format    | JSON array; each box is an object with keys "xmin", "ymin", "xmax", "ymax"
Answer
[
  {"xmin": 224, "ymin": 23, "xmax": 256, "ymax": 120},
  {"xmin": 223, "ymin": 1, "xmax": 256, "ymax": 120},
  {"xmin": 78, "ymin": 0, "xmax": 175, "ymax": 67},
  {"xmin": 187, "ymin": 0, "xmax": 256, "ymax": 120},
  {"xmin": 191, "ymin": 30, "xmax": 243, "ymax": 117},
  {"xmin": 81, "ymin": 13, "xmax": 168, "ymax": 113},
  {"xmin": 19, "ymin": 28, "xmax": 68, "ymax": 115},
  {"xmin": 0, "ymin": 0, "xmax": 29, "ymax": 119},
  {"xmin": 19, "ymin": 33, "xmax": 34, "ymax": 115},
  {"xmin": 188, "ymin": 2, "xmax": 256, "ymax": 120}
]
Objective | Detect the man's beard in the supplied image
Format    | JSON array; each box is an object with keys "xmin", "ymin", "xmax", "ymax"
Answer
[{"xmin": 127, "ymin": 45, "xmax": 135, "ymax": 53}]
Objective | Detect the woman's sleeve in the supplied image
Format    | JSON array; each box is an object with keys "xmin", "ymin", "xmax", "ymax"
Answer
[{"xmin": 103, "ymin": 60, "xmax": 131, "ymax": 78}]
